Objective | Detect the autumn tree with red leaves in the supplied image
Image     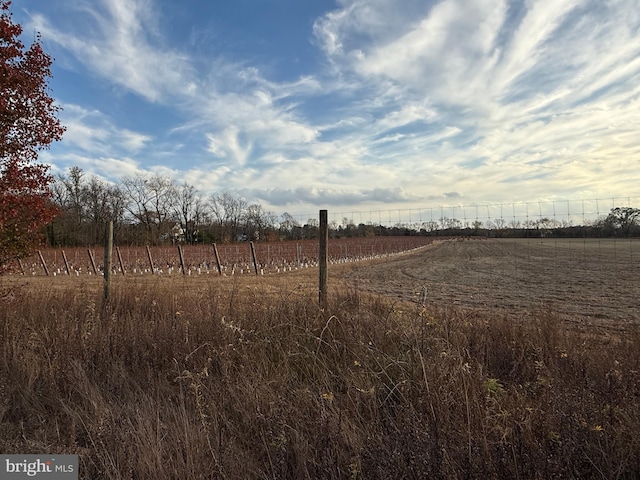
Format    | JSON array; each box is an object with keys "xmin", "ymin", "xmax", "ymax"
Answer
[{"xmin": 1, "ymin": 0, "xmax": 64, "ymax": 272}]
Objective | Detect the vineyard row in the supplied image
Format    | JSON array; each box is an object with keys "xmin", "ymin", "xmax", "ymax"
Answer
[{"xmin": 11, "ymin": 237, "xmax": 435, "ymax": 277}]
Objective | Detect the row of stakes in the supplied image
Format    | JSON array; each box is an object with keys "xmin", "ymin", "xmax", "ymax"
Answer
[{"xmin": 14, "ymin": 244, "xmax": 427, "ymax": 277}]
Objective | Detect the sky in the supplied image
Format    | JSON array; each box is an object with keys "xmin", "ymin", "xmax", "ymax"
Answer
[{"xmin": 12, "ymin": 0, "xmax": 640, "ymax": 222}]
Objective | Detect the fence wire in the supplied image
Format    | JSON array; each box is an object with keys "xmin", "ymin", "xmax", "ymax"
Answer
[{"xmin": 291, "ymin": 197, "xmax": 640, "ymax": 229}]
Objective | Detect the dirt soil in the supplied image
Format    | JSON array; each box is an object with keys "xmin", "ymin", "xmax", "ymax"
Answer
[{"xmin": 342, "ymin": 238, "xmax": 640, "ymax": 327}]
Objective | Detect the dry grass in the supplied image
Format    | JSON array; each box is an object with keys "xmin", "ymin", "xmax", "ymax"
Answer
[{"xmin": 1, "ymin": 270, "xmax": 639, "ymax": 479}]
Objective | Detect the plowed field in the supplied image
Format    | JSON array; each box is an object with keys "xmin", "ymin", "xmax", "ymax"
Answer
[{"xmin": 342, "ymin": 238, "xmax": 640, "ymax": 326}]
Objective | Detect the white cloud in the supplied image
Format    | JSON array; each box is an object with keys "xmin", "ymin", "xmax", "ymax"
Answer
[
  {"xmin": 309, "ymin": 0, "xmax": 640, "ymax": 204},
  {"xmin": 377, "ymin": 103, "xmax": 438, "ymax": 130},
  {"xmin": 194, "ymin": 89, "xmax": 320, "ymax": 162},
  {"xmin": 205, "ymin": 134, "xmax": 227, "ymax": 158},
  {"xmin": 60, "ymin": 104, "xmax": 151, "ymax": 154},
  {"xmin": 31, "ymin": 0, "xmax": 324, "ymax": 178},
  {"xmin": 52, "ymin": 154, "xmax": 142, "ymax": 180},
  {"xmin": 29, "ymin": 0, "xmax": 192, "ymax": 102},
  {"xmin": 492, "ymin": 0, "xmax": 580, "ymax": 95}
]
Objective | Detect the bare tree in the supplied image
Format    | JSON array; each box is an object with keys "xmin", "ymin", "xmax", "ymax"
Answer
[
  {"xmin": 50, "ymin": 167, "xmax": 125, "ymax": 245},
  {"xmin": 59, "ymin": 166, "xmax": 86, "ymax": 224},
  {"xmin": 122, "ymin": 174, "xmax": 175, "ymax": 244},
  {"xmin": 279, "ymin": 212, "xmax": 300, "ymax": 240},
  {"xmin": 171, "ymin": 182, "xmax": 205, "ymax": 244},
  {"xmin": 49, "ymin": 167, "xmax": 86, "ymax": 245},
  {"xmin": 244, "ymin": 203, "xmax": 276, "ymax": 241},
  {"xmin": 83, "ymin": 176, "xmax": 126, "ymax": 244},
  {"xmin": 440, "ymin": 217, "xmax": 462, "ymax": 230},
  {"xmin": 209, "ymin": 192, "xmax": 247, "ymax": 242},
  {"xmin": 302, "ymin": 218, "xmax": 319, "ymax": 240}
]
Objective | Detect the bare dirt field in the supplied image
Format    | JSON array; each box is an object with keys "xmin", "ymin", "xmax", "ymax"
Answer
[{"xmin": 341, "ymin": 238, "xmax": 640, "ymax": 327}]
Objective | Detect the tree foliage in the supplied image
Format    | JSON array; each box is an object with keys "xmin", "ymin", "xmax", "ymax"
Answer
[
  {"xmin": 0, "ymin": 0, "xmax": 64, "ymax": 271},
  {"xmin": 604, "ymin": 207, "xmax": 640, "ymax": 236}
]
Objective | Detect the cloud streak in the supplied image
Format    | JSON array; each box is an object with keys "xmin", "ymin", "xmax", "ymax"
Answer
[
  {"xmin": 30, "ymin": 0, "xmax": 193, "ymax": 102},
  {"xmin": 20, "ymin": 0, "xmax": 640, "ymax": 215}
]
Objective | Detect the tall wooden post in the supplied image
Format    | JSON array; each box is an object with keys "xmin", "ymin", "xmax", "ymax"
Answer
[
  {"xmin": 88, "ymin": 249, "xmax": 98, "ymax": 274},
  {"xmin": 103, "ymin": 221, "xmax": 113, "ymax": 301},
  {"xmin": 319, "ymin": 209, "xmax": 328, "ymax": 309},
  {"xmin": 250, "ymin": 241, "xmax": 259, "ymax": 275},
  {"xmin": 38, "ymin": 250, "xmax": 50, "ymax": 276},
  {"xmin": 61, "ymin": 250, "xmax": 71, "ymax": 275},
  {"xmin": 116, "ymin": 246, "xmax": 126, "ymax": 275},
  {"xmin": 146, "ymin": 246, "xmax": 155, "ymax": 274},
  {"xmin": 212, "ymin": 243, "xmax": 222, "ymax": 276},
  {"xmin": 178, "ymin": 244, "xmax": 186, "ymax": 275}
]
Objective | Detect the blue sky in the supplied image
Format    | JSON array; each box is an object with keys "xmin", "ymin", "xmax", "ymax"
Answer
[{"xmin": 13, "ymin": 0, "xmax": 640, "ymax": 218}]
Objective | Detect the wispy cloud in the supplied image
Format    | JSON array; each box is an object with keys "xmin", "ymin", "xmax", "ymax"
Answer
[
  {"xmin": 21, "ymin": 0, "xmax": 640, "ymax": 214},
  {"xmin": 60, "ymin": 104, "xmax": 151, "ymax": 154},
  {"xmin": 311, "ymin": 0, "xmax": 640, "ymax": 203},
  {"xmin": 29, "ymin": 0, "xmax": 193, "ymax": 102}
]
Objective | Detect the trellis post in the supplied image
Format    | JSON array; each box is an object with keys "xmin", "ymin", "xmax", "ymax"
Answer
[
  {"xmin": 212, "ymin": 243, "xmax": 222, "ymax": 276},
  {"xmin": 38, "ymin": 250, "xmax": 49, "ymax": 276},
  {"xmin": 88, "ymin": 249, "xmax": 97, "ymax": 274},
  {"xmin": 146, "ymin": 246, "xmax": 155, "ymax": 274},
  {"xmin": 319, "ymin": 209, "xmax": 328, "ymax": 309},
  {"xmin": 178, "ymin": 244, "xmax": 186, "ymax": 275},
  {"xmin": 250, "ymin": 241, "xmax": 259, "ymax": 275},
  {"xmin": 61, "ymin": 250, "xmax": 71, "ymax": 275},
  {"xmin": 103, "ymin": 221, "xmax": 113, "ymax": 301},
  {"xmin": 116, "ymin": 246, "xmax": 126, "ymax": 275}
]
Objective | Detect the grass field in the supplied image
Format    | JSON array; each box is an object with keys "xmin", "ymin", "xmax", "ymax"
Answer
[{"xmin": 1, "ymin": 239, "xmax": 640, "ymax": 478}]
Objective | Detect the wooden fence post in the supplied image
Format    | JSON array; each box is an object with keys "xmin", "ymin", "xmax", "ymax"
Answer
[
  {"xmin": 38, "ymin": 250, "xmax": 50, "ymax": 276},
  {"xmin": 146, "ymin": 246, "xmax": 155, "ymax": 274},
  {"xmin": 178, "ymin": 244, "xmax": 186, "ymax": 275},
  {"xmin": 104, "ymin": 221, "xmax": 113, "ymax": 301},
  {"xmin": 116, "ymin": 246, "xmax": 125, "ymax": 275},
  {"xmin": 88, "ymin": 249, "xmax": 98, "ymax": 274},
  {"xmin": 319, "ymin": 210, "xmax": 328, "ymax": 309},
  {"xmin": 61, "ymin": 250, "xmax": 71, "ymax": 275},
  {"xmin": 250, "ymin": 241, "xmax": 259, "ymax": 275},
  {"xmin": 212, "ymin": 243, "xmax": 222, "ymax": 276}
]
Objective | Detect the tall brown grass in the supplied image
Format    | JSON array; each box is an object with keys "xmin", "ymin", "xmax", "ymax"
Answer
[{"xmin": 1, "ymin": 276, "xmax": 639, "ymax": 479}]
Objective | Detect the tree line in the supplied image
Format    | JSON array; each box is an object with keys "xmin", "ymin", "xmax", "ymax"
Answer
[
  {"xmin": 49, "ymin": 167, "xmax": 284, "ymax": 246},
  {"xmin": 47, "ymin": 167, "xmax": 434, "ymax": 246},
  {"xmin": 47, "ymin": 167, "xmax": 640, "ymax": 247},
  {"xmin": 417, "ymin": 207, "xmax": 640, "ymax": 239}
]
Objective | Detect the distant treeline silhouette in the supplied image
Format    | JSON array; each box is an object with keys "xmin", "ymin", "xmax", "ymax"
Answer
[{"xmin": 46, "ymin": 167, "xmax": 639, "ymax": 247}]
